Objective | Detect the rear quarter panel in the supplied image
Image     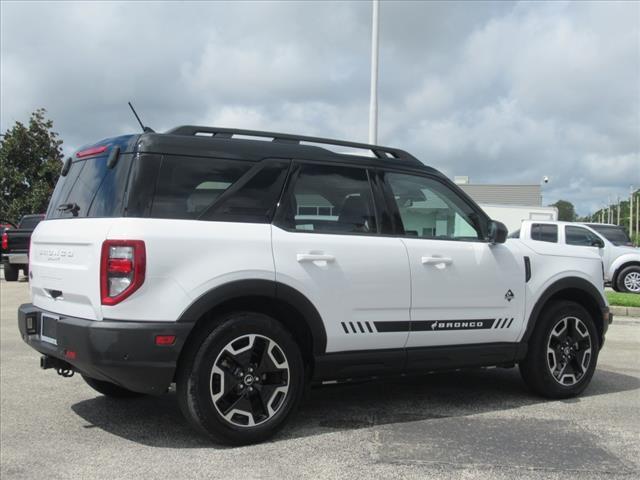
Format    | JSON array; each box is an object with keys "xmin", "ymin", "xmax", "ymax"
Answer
[{"xmin": 103, "ymin": 219, "xmax": 274, "ymax": 322}]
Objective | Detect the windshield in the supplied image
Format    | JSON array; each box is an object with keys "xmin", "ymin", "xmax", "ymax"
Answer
[{"xmin": 586, "ymin": 225, "xmax": 632, "ymax": 246}]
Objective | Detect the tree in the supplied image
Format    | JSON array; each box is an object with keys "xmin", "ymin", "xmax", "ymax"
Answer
[
  {"xmin": 0, "ymin": 109, "xmax": 63, "ymax": 223},
  {"xmin": 550, "ymin": 200, "xmax": 576, "ymax": 222}
]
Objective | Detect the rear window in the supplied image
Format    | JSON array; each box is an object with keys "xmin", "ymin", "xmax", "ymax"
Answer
[
  {"xmin": 531, "ymin": 223, "xmax": 558, "ymax": 243},
  {"xmin": 126, "ymin": 155, "xmax": 289, "ymax": 223},
  {"xmin": 586, "ymin": 225, "xmax": 632, "ymax": 246},
  {"xmin": 149, "ymin": 156, "xmax": 252, "ymax": 219},
  {"xmin": 46, "ymin": 153, "xmax": 132, "ymax": 219},
  {"xmin": 18, "ymin": 215, "xmax": 43, "ymax": 229}
]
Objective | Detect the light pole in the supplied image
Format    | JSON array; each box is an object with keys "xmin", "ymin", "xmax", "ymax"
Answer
[
  {"xmin": 368, "ymin": 0, "xmax": 380, "ymax": 145},
  {"xmin": 630, "ymin": 186, "xmax": 634, "ymax": 241}
]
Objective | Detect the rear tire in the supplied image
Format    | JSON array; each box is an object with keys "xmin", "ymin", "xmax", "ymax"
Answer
[
  {"xmin": 617, "ymin": 266, "xmax": 640, "ymax": 294},
  {"xmin": 519, "ymin": 300, "xmax": 599, "ymax": 399},
  {"xmin": 3, "ymin": 263, "xmax": 18, "ymax": 281},
  {"xmin": 82, "ymin": 375, "xmax": 145, "ymax": 398},
  {"xmin": 176, "ymin": 312, "xmax": 304, "ymax": 445}
]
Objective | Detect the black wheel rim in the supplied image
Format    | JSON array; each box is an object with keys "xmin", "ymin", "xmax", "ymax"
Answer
[
  {"xmin": 546, "ymin": 316, "xmax": 592, "ymax": 386},
  {"xmin": 209, "ymin": 334, "xmax": 290, "ymax": 427}
]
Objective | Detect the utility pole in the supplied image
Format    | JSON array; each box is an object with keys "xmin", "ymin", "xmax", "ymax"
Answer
[
  {"xmin": 617, "ymin": 196, "xmax": 621, "ymax": 225},
  {"xmin": 368, "ymin": 0, "xmax": 380, "ymax": 145},
  {"xmin": 630, "ymin": 186, "xmax": 635, "ymax": 241},
  {"xmin": 636, "ymin": 191, "xmax": 640, "ymax": 247}
]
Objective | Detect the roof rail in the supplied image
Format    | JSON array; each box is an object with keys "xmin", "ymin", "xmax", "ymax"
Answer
[{"xmin": 165, "ymin": 125, "xmax": 417, "ymax": 162}]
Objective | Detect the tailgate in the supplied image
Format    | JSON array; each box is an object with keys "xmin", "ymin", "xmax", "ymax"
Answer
[
  {"xmin": 30, "ymin": 219, "xmax": 115, "ymax": 320},
  {"xmin": 6, "ymin": 230, "xmax": 31, "ymax": 253}
]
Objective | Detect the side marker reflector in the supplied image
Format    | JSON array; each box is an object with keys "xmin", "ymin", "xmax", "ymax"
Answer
[{"xmin": 155, "ymin": 335, "xmax": 176, "ymax": 346}]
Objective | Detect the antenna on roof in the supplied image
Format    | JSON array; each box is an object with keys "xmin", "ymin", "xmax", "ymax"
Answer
[{"xmin": 128, "ymin": 102, "xmax": 155, "ymax": 133}]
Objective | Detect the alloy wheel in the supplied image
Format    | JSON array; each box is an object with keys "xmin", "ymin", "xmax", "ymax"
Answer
[
  {"xmin": 546, "ymin": 316, "xmax": 592, "ymax": 386},
  {"xmin": 209, "ymin": 334, "xmax": 290, "ymax": 428},
  {"xmin": 623, "ymin": 271, "xmax": 640, "ymax": 293}
]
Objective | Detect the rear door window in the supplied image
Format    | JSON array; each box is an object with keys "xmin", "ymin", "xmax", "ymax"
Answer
[
  {"xmin": 531, "ymin": 223, "xmax": 558, "ymax": 243},
  {"xmin": 277, "ymin": 163, "xmax": 377, "ymax": 235}
]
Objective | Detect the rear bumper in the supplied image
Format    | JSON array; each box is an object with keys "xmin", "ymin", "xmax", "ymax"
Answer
[
  {"xmin": 4, "ymin": 253, "xmax": 28, "ymax": 264},
  {"xmin": 18, "ymin": 303, "xmax": 193, "ymax": 394}
]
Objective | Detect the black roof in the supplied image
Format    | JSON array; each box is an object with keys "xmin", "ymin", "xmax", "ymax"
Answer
[{"xmin": 134, "ymin": 125, "xmax": 440, "ymax": 175}]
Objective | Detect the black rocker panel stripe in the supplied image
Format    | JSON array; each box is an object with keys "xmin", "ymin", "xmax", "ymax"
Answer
[
  {"xmin": 342, "ymin": 321, "xmax": 376, "ymax": 334},
  {"xmin": 373, "ymin": 320, "xmax": 495, "ymax": 332},
  {"xmin": 374, "ymin": 321, "xmax": 411, "ymax": 332}
]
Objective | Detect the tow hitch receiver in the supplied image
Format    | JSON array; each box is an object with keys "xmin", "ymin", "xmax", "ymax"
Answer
[{"xmin": 40, "ymin": 355, "xmax": 75, "ymax": 378}]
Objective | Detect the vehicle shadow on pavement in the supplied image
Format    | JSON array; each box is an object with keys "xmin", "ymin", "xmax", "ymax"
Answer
[{"xmin": 70, "ymin": 367, "xmax": 639, "ymax": 449}]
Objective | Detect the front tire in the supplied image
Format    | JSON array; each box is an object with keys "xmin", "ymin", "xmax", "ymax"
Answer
[
  {"xmin": 519, "ymin": 301, "xmax": 599, "ymax": 399},
  {"xmin": 617, "ymin": 265, "xmax": 640, "ymax": 294},
  {"xmin": 177, "ymin": 312, "xmax": 304, "ymax": 445},
  {"xmin": 3, "ymin": 263, "xmax": 18, "ymax": 281},
  {"xmin": 82, "ymin": 375, "xmax": 145, "ymax": 398}
]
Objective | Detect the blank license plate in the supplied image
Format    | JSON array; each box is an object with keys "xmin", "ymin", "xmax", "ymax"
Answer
[{"xmin": 40, "ymin": 315, "xmax": 58, "ymax": 345}]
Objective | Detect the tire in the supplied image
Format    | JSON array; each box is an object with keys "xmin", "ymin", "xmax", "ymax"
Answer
[
  {"xmin": 3, "ymin": 263, "xmax": 18, "ymax": 281},
  {"xmin": 176, "ymin": 312, "xmax": 304, "ymax": 445},
  {"xmin": 519, "ymin": 300, "xmax": 599, "ymax": 399},
  {"xmin": 616, "ymin": 265, "xmax": 640, "ymax": 294},
  {"xmin": 82, "ymin": 375, "xmax": 145, "ymax": 398}
]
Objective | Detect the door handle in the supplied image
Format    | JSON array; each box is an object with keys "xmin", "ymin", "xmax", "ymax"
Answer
[
  {"xmin": 421, "ymin": 256, "xmax": 453, "ymax": 266},
  {"xmin": 297, "ymin": 253, "xmax": 335, "ymax": 263}
]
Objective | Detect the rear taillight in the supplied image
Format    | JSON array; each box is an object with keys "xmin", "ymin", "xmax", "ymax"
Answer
[
  {"xmin": 1, "ymin": 232, "xmax": 7, "ymax": 250},
  {"xmin": 100, "ymin": 240, "xmax": 146, "ymax": 305}
]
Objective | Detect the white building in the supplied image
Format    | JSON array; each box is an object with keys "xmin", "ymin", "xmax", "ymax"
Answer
[{"xmin": 454, "ymin": 177, "xmax": 557, "ymax": 233}]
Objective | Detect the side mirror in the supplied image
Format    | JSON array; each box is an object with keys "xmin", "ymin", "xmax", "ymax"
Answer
[
  {"xmin": 488, "ymin": 220, "xmax": 508, "ymax": 244},
  {"xmin": 591, "ymin": 238, "xmax": 605, "ymax": 249}
]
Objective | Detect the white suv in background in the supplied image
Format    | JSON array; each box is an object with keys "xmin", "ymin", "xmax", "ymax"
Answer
[
  {"xmin": 510, "ymin": 221, "xmax": 640, "ymax": 294},
  {"xmin": 19, "ymin": 126, "xmax": 612, "ymax": 444},
  {"xmin": 581, "ymin": 223, "xmax": 640, "ymax": 293}
]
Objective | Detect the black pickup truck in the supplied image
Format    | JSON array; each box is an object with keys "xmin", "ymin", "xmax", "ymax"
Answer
[{"xmin": 1, "ymin": 214, "xmax": 44, "ymax": 281}]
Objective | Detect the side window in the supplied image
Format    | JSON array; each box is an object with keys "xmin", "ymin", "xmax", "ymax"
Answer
[
  {"xmin": 201, "ymin": 159, "xmax": 290, "ymax": 223},
  {"xmin": 280, "ymin": 163, "xmax": 377, "ymax": 234},
  {"xmin": 566, "ymin": 226, "xmax": 599, "ymax": 246},
  {"xmin": 150, "ymin": 156, "xmax": 252, "ymax": 219},
  {"xmin": 384, "ymin": 172, "xmax": 484, "ymax": 241},
  {"xmin": 531, "ymin": 223, "xmax": 558, "ymax": 243}
]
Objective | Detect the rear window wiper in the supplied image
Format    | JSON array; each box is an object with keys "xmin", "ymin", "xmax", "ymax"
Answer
[{"xmin": 57, "ymin": 203, "xmax": 80, "ymax": 217}]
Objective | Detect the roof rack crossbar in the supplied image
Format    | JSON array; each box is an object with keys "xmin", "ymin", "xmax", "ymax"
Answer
[{"xmin": 166, "ymin": 125, "xmax": 415, "ymax": 161}]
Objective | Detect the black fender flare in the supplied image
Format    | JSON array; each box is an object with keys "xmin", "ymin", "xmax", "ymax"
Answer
[
  {"xmin": 177, "ymin": 279, "xmax": 327, "ymax": 355},
  {"xmin": 521, "ymin": 276, "xmax": 606, "ymax": 346}
]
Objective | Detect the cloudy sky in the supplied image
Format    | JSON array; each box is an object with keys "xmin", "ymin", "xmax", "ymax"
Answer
[{"xmin": 1, "ymin": 0, "xmax": 639, "ymax": 215}]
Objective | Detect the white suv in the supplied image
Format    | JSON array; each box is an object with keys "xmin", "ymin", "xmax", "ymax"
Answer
[
  {"xmin": 510, "ymin": 221, "xmax": 640, "ymax": 294},
  {"xmin": 18, "ymin": 126, "xmax": 612, "ymax": 444}
]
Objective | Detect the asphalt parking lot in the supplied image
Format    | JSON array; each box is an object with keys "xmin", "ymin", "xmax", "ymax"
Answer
[{"xmin": 1, "ymin": 277, "xmax": 638, "ymax": 480}]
